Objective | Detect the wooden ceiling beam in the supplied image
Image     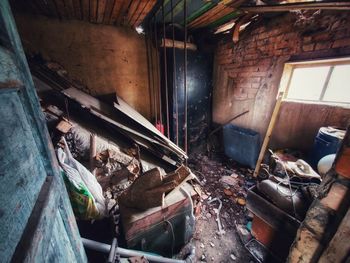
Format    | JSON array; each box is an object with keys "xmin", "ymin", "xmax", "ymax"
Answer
[{"xmin": 240, "ymin": 1, "xmax": 350, "ymax": 12}]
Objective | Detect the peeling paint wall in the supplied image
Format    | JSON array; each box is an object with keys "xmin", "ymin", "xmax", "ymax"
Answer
[{"xmin": 14, "ymin": 14, "xmax": 155, "ymax": 119}]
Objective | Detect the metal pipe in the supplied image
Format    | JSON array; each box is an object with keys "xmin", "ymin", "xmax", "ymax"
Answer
[
  {"xmin": 82, "ymin": 238, "xmax": 186, "ymax": 263},
  {"xmin": 154, "ymin": 17, "xmax": 163, "ymax": 126},
  {"xmin": 183, "ymin": 0, "xmax": 188, "ymax": 153},
  {"xmin": 171, "ymin": 0, "xmax": 179, "ymax": 146},
  {"xmin": 107, "ymin": 238, "xmax": 117, "ymax": 263},
  {"xmin": 162, "ymin": 0, "xmax": 170, "ymax": 138}
]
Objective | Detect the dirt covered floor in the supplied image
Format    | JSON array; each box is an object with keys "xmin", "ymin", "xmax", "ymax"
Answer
[{"xmin": 187, "ymin": 153, "xmax": 257, "ymax": 263}]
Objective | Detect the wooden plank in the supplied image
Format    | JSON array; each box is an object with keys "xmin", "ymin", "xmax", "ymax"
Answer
[
  {"xmin": 96, "ymin": 0, "xmax": 107, "ymax": 23},
  {"xmin": 126, "ymin": 0, "xmax": 143, "ymax": 26},
  {"xmin": 62, "ymin": 88, "xmax": 187, "ymax": 160},
  {"xmin": 72, "ymin": 0, "xmax": 83, "ymax": 19},
  {"xmin": 130, "ymin": 0, "xmax": 149, "ymax": 27},
  {"xmin": 53, "ymin": 0, "xmax": 68, "ymax": 19},
  {"xmin": 116, "ymin": 0, "xmax": 133, "ymax": 25},
  {"xmin": 160, "ymin": 38, "xmax": 197, "ymax": 50},
  {"xmin": 196, "ymin": 6, "xmax": 234, "ymax": 28},
  {"xmin": 81, "ymin": 0, "xmax": 90, "ymax": 20},
  {"xmin": 232, "ymin": 14, "xmax": 253, "ymax": 43},
  {"xmin": 133, "ymin": 0, "xmax": 157, "ymax": 27},
  {"xmin": 64, "ymin": 0, "xmax": 75, "ymax": 18},
  {"xmin": 240, "ymin": 1, "xmax": 350, "ymax": 12},
  {"xmin": 189, "ymin": 4, "xmax": 228, "ymax": 28},
  {"xmin": 109, "ymin": 0, "xmax": 124, "ymax": 24},
  {"xmin": 102, "ymin": 0, "xmax": 115, "ymax": 23},
  {"xmin": 89, "ymin": 0, "xmax": 98, "ymax": 22},
  {"xmin": 253, "ymin": 91, "xmax": 284, "ymax": 177}
]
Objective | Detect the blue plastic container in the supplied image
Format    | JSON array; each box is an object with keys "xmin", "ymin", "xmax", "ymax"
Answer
[
  {"xmin": 309, "ymin": 127, "xmax": 345, "ymax": 168},
  {"xmin": 223, "ymin": 124, "xmax": 260, "ymax": 168}
]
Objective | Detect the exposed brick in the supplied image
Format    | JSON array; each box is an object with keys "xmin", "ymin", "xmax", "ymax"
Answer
[
  {"xmin": 320, "ymin": 183, "xmax": 349, "ymax": 211},
  {"xmin": 288, "ymin": 227, "xmax": 323, "ymax": 263},
  {"xmin": 315, "ymin": 42, "xmax": 332, "ymax": 50},
  {"xmin": 333, "ymin": 38, "xmax": 350, "ymax": 48},
  {"xmin": 302, "ymin": 43, "xmax": 315, "ymax": 52}
]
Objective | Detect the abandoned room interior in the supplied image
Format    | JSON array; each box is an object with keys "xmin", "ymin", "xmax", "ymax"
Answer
[{"xmin": 1, "ymin": 0, "xmax": 350, "ymax": 262}]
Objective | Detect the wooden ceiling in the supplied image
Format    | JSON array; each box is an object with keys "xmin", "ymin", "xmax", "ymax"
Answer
[
  {"xmin": 10, "ymin": 0, "xmax": 157, "ymax": 28},
  {"xmin": 10, "ymin": 0, "xmax": 350, "ymax": 32}
]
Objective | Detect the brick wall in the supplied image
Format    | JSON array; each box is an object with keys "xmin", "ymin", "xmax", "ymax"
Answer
[{"xmin": 213, "ymin": 11, "xmax": 350, "ymax": 147}]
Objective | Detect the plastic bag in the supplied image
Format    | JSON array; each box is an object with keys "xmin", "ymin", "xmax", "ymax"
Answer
[{"xmin": 57, "ymin": 137, "xmax": 106, "ymax": 219}]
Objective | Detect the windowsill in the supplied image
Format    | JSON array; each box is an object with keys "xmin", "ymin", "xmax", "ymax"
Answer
[{"xmin": 282, "ymin": 98, "xmax": 350, "ymax": 109}]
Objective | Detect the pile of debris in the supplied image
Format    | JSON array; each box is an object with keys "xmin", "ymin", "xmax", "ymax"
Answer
[{"xmin": 33, "ymin": 58, "xmax": 200, "ymax": 262}]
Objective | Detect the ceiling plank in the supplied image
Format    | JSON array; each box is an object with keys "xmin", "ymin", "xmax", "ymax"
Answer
[
  {"xmin": 89, "ymin": 0, "xmax": 98, "ymax": 22},
  {"xmin": 53, "ymin": 0, "xmax": 68, "ymax": 19},
  {"xmin": 133, "ymin": 0, "xmax": 157, "ymax": 27},
  {"xmin": 102, "ymin": 0, "xmax": 115, "ymax": 23},
  {"xmin": 127, "ymin": 0, "xmax": 143, "ymax": 26},
  {"xmin": 109, "ymin": 0, "xmax": 124, "ymax": 24},
  {"xmin": 81, "ymin": 0, "xmax": 90, "ymax": 20},
  {"xmin": 189, "ymin": 4, "xmax": 227, "ymax": 28},
  {"xmin": 116, "ymin": 0, "xmax": 133, "ymax": 25},
  {"xmin": 72, "ymin": 0, "xmax": 82, "ymax": 19},
  {"xmin": 64, "ymin": 0, "xmax": 75, "ymax": 18},
  {"xmin": 97, "ymin": 0, "xmax": 107, "ymax": 23},
  {"xmin": 240, "ymin": 1, "xmax": 350, "ymax": 12}
]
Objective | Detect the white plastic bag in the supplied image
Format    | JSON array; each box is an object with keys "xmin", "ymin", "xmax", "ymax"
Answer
[{"xmin": 57, "ymin": 137, "xmax": 106, "ymax": 219}]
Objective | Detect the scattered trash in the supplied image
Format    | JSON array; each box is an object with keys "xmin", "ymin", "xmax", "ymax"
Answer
[
  {"xmin": 208, "ymin": 198, "xmax": 226, "ymax": 235},
  {"xmin": 236, "ymin": 197, "xmax": 246, "ymax": 206},
  {"xmin": 230, "ymin": 253, "xmax": 237, "ymax": 261},
  {"xmin": 224, "ymin": 189, "xmax": 233, "ymax": 196},
  {"xmin": 209, "ymin": 242, "xmax": 215, "ymax": 247}
]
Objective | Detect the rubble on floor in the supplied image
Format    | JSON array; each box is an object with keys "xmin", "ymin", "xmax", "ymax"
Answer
[{"xmin": 187, "ymin": 153, "xmax": 256, "ymax": 262}]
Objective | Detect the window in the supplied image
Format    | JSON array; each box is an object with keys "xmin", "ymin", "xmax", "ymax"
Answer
[{"xmin": 281, "ymin": 58, "xmax": 350, "ymax": 105}]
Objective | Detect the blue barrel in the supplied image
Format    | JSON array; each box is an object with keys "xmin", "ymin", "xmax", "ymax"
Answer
[
  {"xmin": 223, "ymin": 124, "xmax": 260, "ymax": 168},
  {"xmin": 309, "ymin": 127, "xmax": 345, "ymax": 168}
]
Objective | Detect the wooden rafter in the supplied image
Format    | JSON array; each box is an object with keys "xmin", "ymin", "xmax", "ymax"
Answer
[{"xmin": 240, "ymin": 1, "xmax": 350, "ymax": 12}]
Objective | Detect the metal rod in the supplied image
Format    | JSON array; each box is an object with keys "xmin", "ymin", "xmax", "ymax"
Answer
[
  {"xmin": 150, "ymin": 19, "xmax": 158, "ymax": 125},
  {"xmin": 145, "ymin": 22, "xmax": 155, "ymax": 123},
  {"xmin": 154, "ymin": 17, "xmax": 163, "ymax": 126},
  {"xmin": 107, "ymin": 238, "xmax": 117, "ymax": 263},
  {"xmin": 162, "ymin": 0, "xmax": 170, "ymax": 138},
  {"xmin": 82, "ymin": 238, "xmax": 186, "ymax": 263},
  {"xmin": 183, "ymin": 0, "xmax": 188, "ymax": 153},
  {"xmin": 171, "ymin": 0, "xmax": 179, "ymax": 146}
]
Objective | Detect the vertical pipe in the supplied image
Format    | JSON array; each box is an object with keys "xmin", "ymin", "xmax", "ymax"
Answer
[
  {"xmin": 154, "ymin": 17, "xmax": 163, "ymax": 126},
  {"xmin": 150, "ymin": 19, "xmax": 158, "ymax": 125},
  {"xmin": 146, "ymin": 22, "xmax": 155, "ymax": 124},
  {"xmin": 184, "ymin": 0, "xmax": 188, "ymax": 153},
  {"xmin": 162, "ymin": 0, "xmax": 170, "ymax": 138},
  {"xmin": 171, "ymin": 0, "xmax": 179, "ymax": 145}
]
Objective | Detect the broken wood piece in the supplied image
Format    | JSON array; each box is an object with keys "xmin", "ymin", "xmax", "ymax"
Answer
[
  {"xmin": 253, "ymin": 91, "xmax": 284, "ymax": 177},
  {"xmin": 119, "ymin": 166, "xmax": 192, "ymax": 210},
  {"xmin": 56, "ymin": 118, "xmax": 73, "ymax": 133},
  {"xmin": 232, "ymin": 14, "xmax": 254, "ymax": 43}
]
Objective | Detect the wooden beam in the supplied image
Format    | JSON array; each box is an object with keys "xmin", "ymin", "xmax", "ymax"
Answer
[
  {"xmin": 97, "ymin": 0, "xmax": 107, "ymax": 23},
  {"xmin": 240, "ymin": 2, "xmax": 350, "ymax": 13},
  {"xmin": 253, "ymin": 91, "xmax": 284, "ymax": 178},
  {"xmin": 160, "ymin": 38, "xmax": 197, "ymax": 51}
]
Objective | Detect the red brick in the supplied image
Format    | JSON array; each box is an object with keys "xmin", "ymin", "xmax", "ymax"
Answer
[
  {"xmin": 315, "ymin": 42, "xmax": 332, "ymax": 50},
  {"xmin": 333, "ymin": 37, "xmax": 350, "ymax": 48},
  {"xmin": 303, "ymin": 43, "xmax": 315, "ymax": 52},
  {"xmin": 320, "ymin": 183, "xmax": 349, "ymax": 210}
]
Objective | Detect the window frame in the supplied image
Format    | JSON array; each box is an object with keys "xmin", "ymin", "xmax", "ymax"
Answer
[{"xmin": 279, "ymin": 57, "xmax": 350, "ymax": 106}]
